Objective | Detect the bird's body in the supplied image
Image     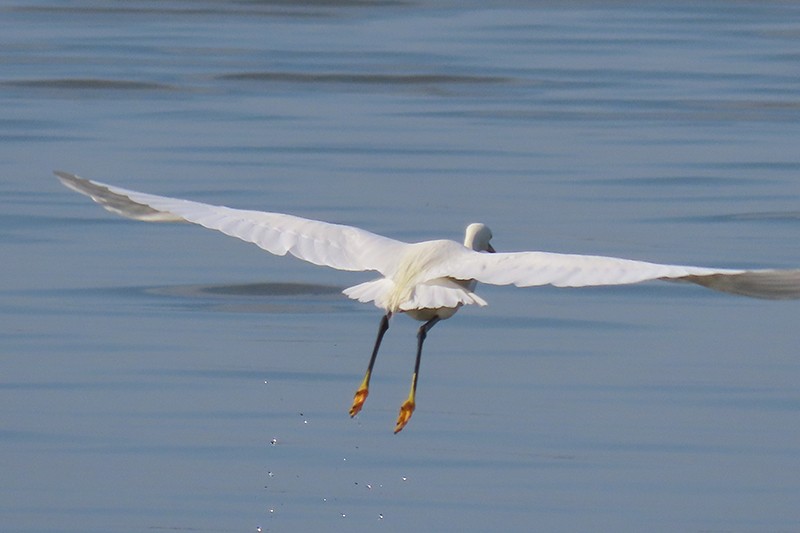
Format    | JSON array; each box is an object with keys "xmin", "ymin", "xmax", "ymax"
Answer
[
  {"xmin": 345, "ymin": 238, "xmax": 487, "ymax": 316},
  {"xmin": 55, "ymin": 171, "xmax": 800, "ymax": 432}
]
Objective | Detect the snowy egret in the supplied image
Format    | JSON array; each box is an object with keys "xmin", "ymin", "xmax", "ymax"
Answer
[{"xmin": 55, "ymin": 171, "xmax": 800, "ymax": 433}]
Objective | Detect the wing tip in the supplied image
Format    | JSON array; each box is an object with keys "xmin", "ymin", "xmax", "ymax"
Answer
[
  {"xmin": 54, "ymin": 169, "xmax": 80, "ymax": 187},
  {"xmin": 681, "ymin": 270, "xmax": 800, "ymax": 300}
]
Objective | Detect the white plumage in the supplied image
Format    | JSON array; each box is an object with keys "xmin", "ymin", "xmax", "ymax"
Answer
[{"xmin": 55, "ymin": 171, "xmax": 800, "ymax": 432}]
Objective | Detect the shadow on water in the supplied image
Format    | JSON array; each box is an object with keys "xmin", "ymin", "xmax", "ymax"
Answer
[
  {"xmin": 216, "ymin": 72, "xmax": 511, "ymax": 85},
  {"xmin": 0, "ymin": 79, "xmax": 176, "ymax": 91},
  {"xmin": 155, "ymin": 281, "xmax": 343, "ymax": 297},
  {"xmin": 139, "ymin": 281, "xmax": 347, "ymax": 314},
  {"xmin": 13, "ymin": 282, "xmax": 349, "ymax": 315}
]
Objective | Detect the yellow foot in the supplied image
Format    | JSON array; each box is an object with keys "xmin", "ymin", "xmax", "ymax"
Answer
[
  {"xmin": 349, "ymin": 386, "xmax": 369, "ymax": 418},
  {"xmin": 394, "ymin": 399, "xmax": 415, "ymax": 434}
]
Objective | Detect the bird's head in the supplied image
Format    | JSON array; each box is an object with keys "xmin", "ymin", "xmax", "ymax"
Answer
[{"xmin": 464, "ymin": 223, "xmax": 495, "ymax": 253}]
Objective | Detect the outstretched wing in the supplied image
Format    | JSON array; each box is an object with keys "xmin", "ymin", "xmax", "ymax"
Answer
[
  {"xmin": 432, "ymin": 248, "xmax": 800, "ymax": 300},
  {"xmin": 55, "ymin": 171, "xmax": 408, "ymax": 275}
]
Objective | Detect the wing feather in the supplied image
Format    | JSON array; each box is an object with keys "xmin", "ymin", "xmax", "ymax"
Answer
[
  {"xmin": 55, "ymin": 171, "xmax": 407, "ymax": 275},
  {"xmin": 436, "ymin": 249, "xmax": 800, "ymax": 300},
  {"xmin": 56, "ymin": 171, "xmax": 800, "ymax": 301}
]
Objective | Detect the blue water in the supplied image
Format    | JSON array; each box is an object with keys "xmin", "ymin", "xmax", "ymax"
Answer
[{"xmin": 2, "ymin": 2, "xmax": 800, "ymax": 532}]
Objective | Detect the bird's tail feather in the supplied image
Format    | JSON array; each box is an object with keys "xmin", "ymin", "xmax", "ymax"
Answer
[{"xmin": 343, "ymin": 277, "xmax": 487, "ymax": 312}]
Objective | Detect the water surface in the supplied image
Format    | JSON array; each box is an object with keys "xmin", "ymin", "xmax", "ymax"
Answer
[{"xmin": 2, "ymin": 1, "xmax": 800, "ymax": 532}]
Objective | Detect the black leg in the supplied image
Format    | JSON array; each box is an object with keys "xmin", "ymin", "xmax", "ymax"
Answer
[
  {"xmin": 349, "ymin": 312, "xmax": 391, "ymax": 417},
  {"xmin": 395, "ymin": 316, "xmax": 440, "ymax": 433}
]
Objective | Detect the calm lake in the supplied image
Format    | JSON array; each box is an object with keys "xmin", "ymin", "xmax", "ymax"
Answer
[{"xmin": 2, "ymin": 1, "xmax": 800, "ymax": 531}]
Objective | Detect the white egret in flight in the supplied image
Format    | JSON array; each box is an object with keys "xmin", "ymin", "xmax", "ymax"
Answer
[{"xmin": 55, "ymin": 171, "xmax": 800, "ymax": 432}]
